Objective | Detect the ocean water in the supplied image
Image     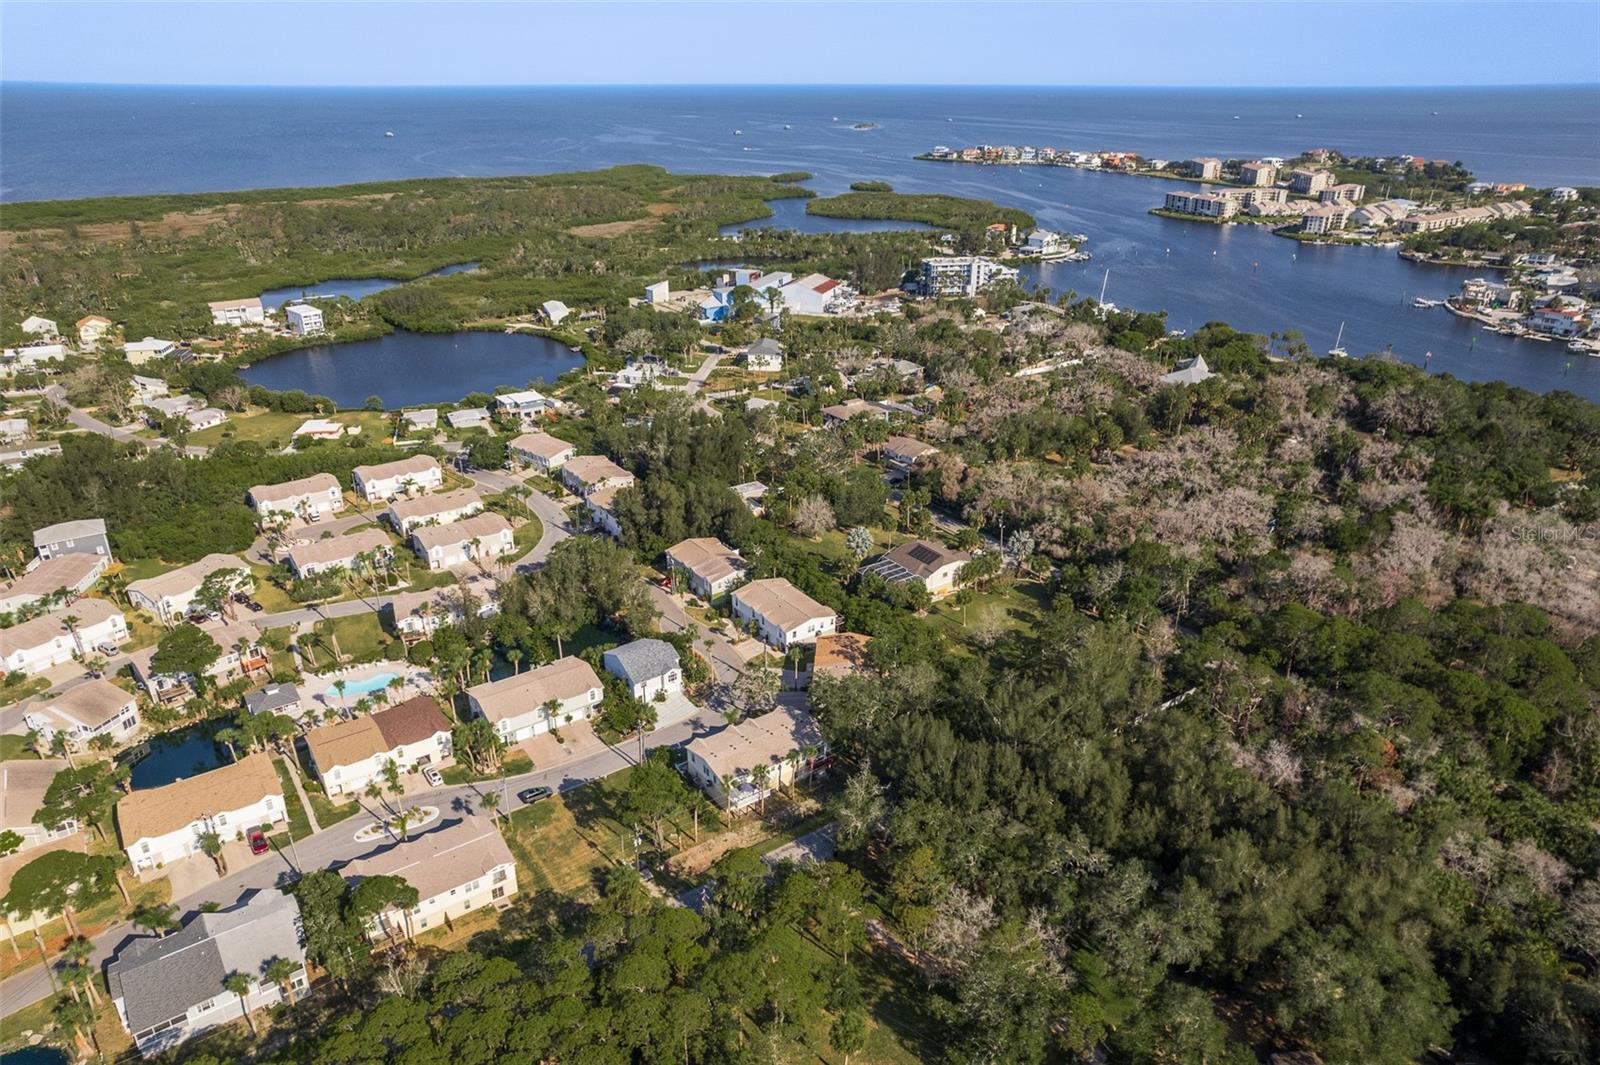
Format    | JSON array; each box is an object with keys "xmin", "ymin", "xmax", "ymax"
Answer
[{"xmin": 2, "ymin": 83, "xmax": 1598, "ymax": 397}]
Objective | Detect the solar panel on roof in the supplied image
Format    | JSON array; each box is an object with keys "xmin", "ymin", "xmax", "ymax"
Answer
[{"xmin": 907, "ymin": 543, "xmax": 941, "ymax": 565}]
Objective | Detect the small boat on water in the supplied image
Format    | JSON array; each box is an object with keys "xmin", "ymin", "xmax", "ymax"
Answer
[
  {"xmin": 384, "ymin": 131, "xmax": 395, "ymax": 138},
  {"xmin": 1412, "ymin": 297, "xmax": 1445, "ymax": 308},
  {"xmin": 1328, "ymin": 321, "xmax": 1349, "ymax": 358},
  {"xmin": 734, "ymin": 129, "xmax": 742, "ymax": 136},
  {"xmin": 783, "ymin": 124, "xmax": 792, "ymax": 130}
]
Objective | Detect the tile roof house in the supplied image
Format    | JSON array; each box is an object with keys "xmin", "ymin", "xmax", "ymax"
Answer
[
  {"xmin": 560, "ymin": 455, "xmax": 635, "ymax": 497},
  {"xmin": 107, "ymin": 890, "xmax": 306, "ymax": 1058},
  {"xmin": 681, "ymin": 707, "xmax": 829, "ymax": 810},
  {"xmin": 1, "ymin": 759, "xmax": 80, "ymax": 851},
  {"xmin": 465, "ymin": 656, "xmax": 603, "ymax": 743},
  {"xmin": 116, "ymin": 753, "xmax": 285, "ymax": 871},
  {"xmin": 245, "ymin": 472, "xmax": 345, "ymax": 521},
  {"xmin": 0, "ymin": 552, "xmax": 109, "ymax": 614},
  {"xmin": 351, "ymin": 455, "xmax": 443, "ymax": 502},
  {"xmin": 730, "ymin": 578, "xmax": 838, "ymax": 649},
  {"xmin": 859, "ymin": 539, "xmax": 972, "ymax": 599},
  {"xmin": 385, "ymin": 487, "xmax": 483, "ymax": 535},
  {"xmin": 285, "ymin": 526, "xmax": 393, "ymax": 579},
  {"xmin": 664, "ymin": 537, "xmax": 747, "ymax": 599},
  {"xmin": 302, "ymin": 695, "xmax": 453, "ymax": 796},
  {"xmin": 340, "ymin": 816, "xmax": 517, "ymax": 939},
  {"xmin": 508, "ymin": 431, "xmax": 577, "ymax": 471},
  {"xmin": 22, "ymin": 678, "xmax": 140, "ymax": 747},
  {"xmin": 126, "ymin": 554, "xmax": 251, "ymax": 623},
  {"xmin": 0, "ymin": 598, "xmax": 129, "ymax": 677},
  {"xmin": 602, "ymin": 638, "xmax": 683, "ymax": 701},
  {"xmin": 409, "ymin": 511, "xmax": 515, "ymax": 570}
]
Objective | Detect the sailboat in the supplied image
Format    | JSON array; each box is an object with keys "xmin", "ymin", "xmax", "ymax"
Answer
[
  {"xmin": 1096, "ymin": 269, "xmax": 1117, "ymax": 316},
  {"xmin": 1328, "ymin": 322, "xmax": 1349, "ymax": 358}
]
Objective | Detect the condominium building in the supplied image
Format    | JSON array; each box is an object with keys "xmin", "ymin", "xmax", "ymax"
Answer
[{"xmin": 916, "ymin": 256, "xmax": 1020, "ymax": 298}]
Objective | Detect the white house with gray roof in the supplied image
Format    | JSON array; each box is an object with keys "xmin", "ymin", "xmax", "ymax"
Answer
[
  {"xmin": 602, "ymin": 638, "xmax": 682, "ymax": 701},
  {"xmin": 33, "ymin": 518, "xmax": 111, "ymax": 562},
  {"xmin": 107, "ymin": 890, "xmax": 307, "ymax": 1058}
]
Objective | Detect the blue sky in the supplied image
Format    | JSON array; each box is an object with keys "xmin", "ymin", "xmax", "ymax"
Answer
[{"xmin": 2, "ymin": 1, "xmax": 1597, "ymax": 87}]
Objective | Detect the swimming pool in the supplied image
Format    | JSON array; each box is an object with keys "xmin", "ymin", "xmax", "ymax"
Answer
[{"xmin": 324, "ymin": 672, "xmax": 400, "ymax": 699}]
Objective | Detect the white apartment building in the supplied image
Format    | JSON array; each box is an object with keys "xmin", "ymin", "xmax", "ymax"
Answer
[
  {"xmin": 284, "ymin": 302, "xmax": 324, "ymax": 335},
  {"xmin": 22, "ymin": 678, "xmax": 141, "ymax": 748},
  {"xmin": 126, "ymin": 554, "xmax": 252, "ymax": 623},
  {"xmin": 116, "ymin": 754, "xmax": 285, "ymax": 871},
  {"xmin": 284, "ymin": 526, "xmax": 393, "ymax": 579},
  {"xmin": 351, "ymin": 455, "xmax": 443, "ymax": 502},
  {"xmin": 560, "ymin": 455, "xmax": 635, "ymax": 497},
  {"xmin": 342, "ymin": 817, "xmax": 518, "ymax": 939},
  {"xmin": 0, "ymin": 598, "xmax": 129, "ymax": 676},
  {"xmin": 246, "ymin": 472, "xmax": 346, "ymax": 522},
  {"xmin": 386, "ymin": 487, "xmax": 483, "ymax": 535},
  {"xmin": 916, "ymin": 256, "xmax": 1019, "ymax": 298},
  {"xmin": 465, "ymin": 656, "xmax": 603, "ymax": 743},
  {"xmin": 730, "ymin": 578, "xmax": 838, "ymax": 649},
  {"xmin": 409, "ymin": 511, "xmax": 515, "ymax": 569},
  {"xmin": 123, "ymin": 337, "xmax": 178, "ymax": 365},
  {"xmin": 664, "ymin": 536, "xmax": 747, "ymax": 599},
  {"xmin": 492, "ymin": 389, "xmax": 550, "ymax": 425}
]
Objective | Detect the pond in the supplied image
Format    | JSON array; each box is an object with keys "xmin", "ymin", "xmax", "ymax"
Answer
[
  {"xmin": 126, "ymin": 718, "xmax": 230, "ymax": 790},
  {"xmin": 719, "ymin": 197, "xmax": 934, "ymax": 236},
  {"xmin": 4, "ymin": 1046, "xmax": 69, "ymax": 1065},
  {"xmin": 259, "ymin": 261, "xmax": 479, "ymax": 309},
  {"xmin": 240, "ymin": 329, "xmax": 585, "ymax": 409}
]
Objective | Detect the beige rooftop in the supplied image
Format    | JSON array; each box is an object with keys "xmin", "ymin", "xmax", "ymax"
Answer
[
  {"xmin": 409, "ymin": 511, "xmax": 512, "ymax": 550},
  {"xmin": 509, "ymin": 432, "xmax": 574, "ymax": 461},
  {"xmin": 39, "ymin": 678, "xmax": 135, "ymax": 729},
  {"xmin": 126, "ymin": 554, "xmax": 248, "ymax": 604},
  {"xmin": 248, "ymin": 472, "xmax": 340, "ymax": 505},
  {"xmin": 286, "ymin": 527, "xmax": 392, "ymax": 570},
  {"xmin": 665, "ymin": 537, "xmax": 745, "ymax": 586},
  {"xmin": 341, "ymin": 816, "xmax": 514, "ymax": 903},
  {"xmin": 732, "ymin": 578, "xmax": 833, "ymax": 633},
  {"xmin": 353, "ymin": 455, "xmax": 440, "ymax": 482},
  {"xmin": 0, "ymin": 598, "xmax": 121, "ymax": 657},
  {"xmin": 466, "ymin": 656, "xmax": 602, "ymax": 724},
  {"xmin": 387, "ymin": 488, "xmax": 482, "ymax": 523},
  {"xmin": 563, "ymin": 455, "xmax": 631, "ymax": 485},
  {"xmin": 116, "ymin": 754, "xmax": 281, "ymax": 844},
  {"xmin": 687, "ymin": 706, "xmax": 825, "ymax": 780},
  {"xmin": 0, "ymin": 759, "xmax": 69, "ymax": 830}
]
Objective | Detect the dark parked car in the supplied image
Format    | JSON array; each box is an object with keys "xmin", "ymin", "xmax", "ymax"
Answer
[
  {"xmin": 244, "ymin": 600, "xmax": 264, "ymax": 613},
  {"xmin": 248, "ymin": 829, "xmax": 269, "ymax": 855},
  {"xmin": 517, "ymin": 786, "xmax": 553, "ymax": 805}
]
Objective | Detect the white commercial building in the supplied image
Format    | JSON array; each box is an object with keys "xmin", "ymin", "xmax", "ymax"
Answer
[{"xmin": 917, "ymin": 256, "xmax": 1019, "ymax": 298}]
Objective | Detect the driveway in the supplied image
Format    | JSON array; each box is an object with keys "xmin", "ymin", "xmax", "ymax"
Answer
[{"xmin": 646, "ymin": 584, "xmax": 749, "ymax": 683}]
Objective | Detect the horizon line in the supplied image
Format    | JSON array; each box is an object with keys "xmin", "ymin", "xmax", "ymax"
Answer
[{"xmin": 5, "ymin": 80, "xmax": 1599, "ymax": 91}]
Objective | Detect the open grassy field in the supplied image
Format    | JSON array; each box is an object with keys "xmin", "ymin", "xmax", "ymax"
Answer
[
  {"xmin": 186, "ymin": 408, "xmax": 394, "ymax": 448},
  {"xmin": 0, "ymin": 734, "xmax": 39, "ymax": 759},
  {"xmin": 299, "ymin": 612, "xmax": 392, "ymax": 668},
  {"xmin": 924, "ymin": 579, "xmax": 1050, "ymax": 642}
]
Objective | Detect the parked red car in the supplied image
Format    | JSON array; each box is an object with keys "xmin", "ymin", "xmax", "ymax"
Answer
[{"xmin": 248, "ymin": 829, "xmax": 269, "ymax": 855}]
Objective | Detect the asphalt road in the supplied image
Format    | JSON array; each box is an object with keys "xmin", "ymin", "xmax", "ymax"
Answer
[{"xmin": 0, "ymin": 707, "xmax": 728, "ymax": 1019}]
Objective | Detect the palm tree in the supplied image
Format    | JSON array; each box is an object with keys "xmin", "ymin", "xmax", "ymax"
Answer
[
  {"xmin": 54, "ymin": 995, "xmax": 99, "ymax": 1061},
  {"xmin": 393, "ymin": 808, "xmax": 413, "ymax": 842},
  {"xmin": 481, "ymin": 790, "xmax": 501, "ymax": 821},
  {"xmin": 62, "ymin": 936, "xmax": 100, "ymax": 1004},
  {"xmin": 800, "ymin": 744, "xmax": 820, "ymax": 790},
  {"xmin": 751, "ymin": 764, "xmax": 770, "ymax": 814},
  {"xmin": 60, "ymin": 614, "xmax": 83, "ymax": 657},
  {"xmin": 543, "ymin": 698, "xmax": 560, "ymax": 735},
  {"xmin": 507, "ymin": 649, "xmax": 523, "ymax": 676},
  {"xmin": 264, "ymin": 957, "xmax": 300, "ymax": 1006},
  {"xmin": 331, "ymin": 678, "xmax": 347, "ymax": 710},
  {"xmin": 49, "ymin": 730, "xmax": 78, "ymax": 770},
  {"xmin": 198, "ymin": 831, "xmax": 226, "ymax": 876},
  {"xmin": 133, "ymin": 902, "xmax": 180, "ymax": 938},
  {"xmin": 784, "ymin": 750, "xmax": 801, "ymax": 794},
  {"xmin": 223, "ymin": 972, "xmax": 258, "ymax": 1036}
]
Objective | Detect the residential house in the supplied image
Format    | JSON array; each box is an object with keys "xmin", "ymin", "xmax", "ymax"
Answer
[
  {"xmin": 731, "ymin": 481, "xmax": 768, "ymax": 516},
  {"xmin": 0, "ymin": 417, "xmax": 28, "ymax": 442},
  {"xmin": 33, "ymin": 518, "xmax": 111, "ymax": 563},
  {"xmin": 880, "ymin": 435, "xmax": 939, "ymax": 471},
  {"xmin": 183, "ymin": 407, "xmax": 226, "ymax": 432},
  {"xmin": 1, "ymin": 344, "xmax": 66, "ymax": 378},
  {"xmin": 1551, "ymin": 187, "xmax": 1579, "ymax": 203},
  {"xmin": 340, "ymin": 817, "xmax": 517, "ymax": 940},
  {"xmin": 291, "ymin": 418, "xmax": 346, "ymax": 440},
  {"xmin": 1, "ymin": 760, "xmax": 79, "ymax": 852},
  {"xmin": 0, "ymin": 440, "xmax": 62, "ymax": 470},
  {"xmin": 76, "ymin": 315, "xmax": 113, "ymax": 350},
  {"xmin": 127, "ymin": 619, "xmax": 268, "ymax": 703},
  {"xmin": 446, "ymin": 407, "xmax": 490, "ymax": 430},
  {"xmin": 681, "ymin": 706, "xmax": 828, "ymax": 810},
  {"xmin": 493, "ymin": 389, "xmax": 550, "ymax": 426},
  {"xmin": 284, "ymin": 303, "xmax": 324, "ymax": 335},
  {"xmin": 351, "ymin": 455, "xmax": 443, "ymax": 502},
  {"xmin": 466, "ymin": 656, "xmax": 604, "ymax": 743},
  {"xmin": 664, "ymin": 537, "xmax": 747, "ymax": 598},
  {"xmin": 243, "ymin": 683, "xmax": 302, "ymax": 718},
  {"xmin": 387, "ymin": 581, "xmax": 500, "ymax": 640},
  {"xmin": 284, "ymin": 527, "xmax": 393, "ymax": 580},
  {"xmin": 1526, "ymin": 305, "xmax": 1586, "ymax": 338},
  {"xmin": 409, "ymin": 511, "xmax": 515, "ymax": 570},
  {"xmin": 0, "ymin": 553, "xmax": 110, "ymax": 615},
  {"xmin": 0, "ymin": 599, "xmax": 128, "ymax": 676},
  {"xmin": 115, "ymin": 753, "xmax": 284, "ymax": 871},
  {"xmin": 561, "ymin": 455, "xmax": 634, "ymax": 497},
  {"xmin": 540, "ymin": 299, "xmax": 571, "ymax": 325},
  {"xmin": 1159, "ymin": 354, "xmax": 1216, "ymax": 386},
  {"xmin": 603, "ymin": 638, "xmax": 682, "ymax": 701},
  {"xmin": 1288, "ymin": 168, "xmax": 1333, "ymax": 195},
  {"xmin": 811, "ymin": 632, "xmax": 873, "ymax": 680},
  {"xmin": 207, "ymin": 298, "xmax": 265, "ymax": 328},
  {"xmin": 585, "ymin": 485, "xmax": 624, "ymax": 539},
  {"xmin": 916, "ymin": 256, "xmax": 1019, "ymax": 298},
  {"xmin": 20, "ymin": 315, "xmax": 57, "ymax": 337},
  {"xmin": 730, "ymin": 578, "xmax": 838, "ymax": 649},
  {"xmin": 745, "ymin": 338, "xmax": 784, "ymax": 372},
  {"xmin": 131, "ymin": 375, "xmax": 170, "ymax": 404},
  {"xmin": 508, "ymin": 431, "xmax": 576, "ymax": 471},
  {"xmin": 401, "ymin": 408, "xmax": 439, "ymax": 433},
  {"xmin": 1238, "ymin": 161, "xmax": 1276, "ymax": 186},
  {"xmin": 22, "ymin": 679, "xmax": 141, "ymax": 748},
  {"xmin": 386, "ymin": 488, "xmax": 483, "ymax": 535},
  {"xmin": 123, "ymin": 337, "xmax": 178, "ymax": 365},
  {"xmin": 126, "ymin": 554, "xmax": 252, "ymax": 624},
  {"xmin": 107, "ymin": 890, "xmax": 307, "ymax": 1059},
  {"xmin": 611, "ymin": 356, "xmax": 670, "ymax": 389},
  {"xmin": 821, "ymin": 399, "xmax": 893, "ymax": 427},
  {"xmin": 860, "ymin": 539, "xmax": 972, "ymax": 599},
  {"xmin": 302, "ymin": 695, "xmax": 453, "ymax": 796},
  {"xmin": 1459, "ymin": 277, "xmax": 1520, "ymax": 310},
  {"xmin": 246, "ymin": 472, "xmax": 346, "ymax": 523}
]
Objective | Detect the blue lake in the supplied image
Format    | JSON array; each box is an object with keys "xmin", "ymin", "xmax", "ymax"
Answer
[
  {"xmin": 127, "ymin": 719, "xmax": 229, "ymax": 790},
  {"xmin": 721, "ymin": 196, "xmax": 933, "ymax": 236},
  {"xmin": 241, "ymin": 329, "xmax": 585, "ymax": 408},
  {"xmin": 259, "ymin": 262, "xmax": 479, "ymax": 309}
]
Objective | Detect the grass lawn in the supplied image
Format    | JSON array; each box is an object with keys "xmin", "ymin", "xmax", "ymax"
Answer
[
  {"xmin": 924, "ymin": 580, "xmax": 1050, "ymax": 642},
  {"xmin": 186, "ymin": 408, "xmax": 393, "ymax": 449},
  {"xmin": 500, "ymin": 796, "xmax": 615, "ymax": 899},
  {"xmin": 247, "ymin": 565, "xmax": 302, "ymax": 614},
  {"xmin": 302, "ymin": 784, "xmax": 361, "ymax": 829},
  {"xmin": 511, "ymin": 512, "xmax": 544, "ymax": 551},
  {"xmin": 301, "ymin": 612, "xmax": 391, "ymax": 668},
  {"xmin": 270, "ymin": 757, "xmax": 314, "ymax": 841},
  {"xmin": 121, "ymin": 606, "xmax": 166, "ymax": 651},
  {"xmin": 0, "ymin": 993, "xmax": 59, "ymax": 1052},
  {"xmin": 0, "ymin": 675, "xmax": 50, "ymax": 707},
  {"xmin": 0, "ymin": 734, "xmax": 39, "ymax": 759},
  {"xmin": 0, "ymin": 875, "xmax": 171, "ymax": 982},
  {"xmin": 440, "ymin": 749, "xmax": 532, "ymax": 786},
  {"xmin": 117, "ymin": 558, "xmax": 172, "ymax": 582}
]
